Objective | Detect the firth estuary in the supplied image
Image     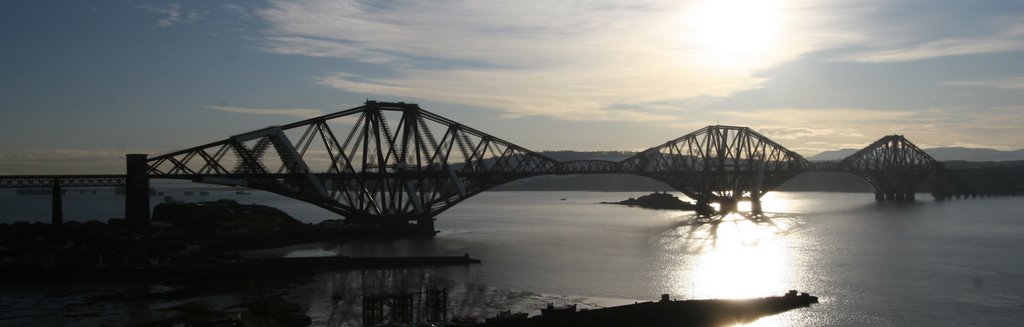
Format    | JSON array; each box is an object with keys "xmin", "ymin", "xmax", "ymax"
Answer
[{"xmin": 1, "ymin": 188, "xmax": 1021, "ymax": 326}]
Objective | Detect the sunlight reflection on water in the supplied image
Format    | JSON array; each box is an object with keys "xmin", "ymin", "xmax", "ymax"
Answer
[{"xmin": 654, "ymin": 195, "xmax": 807, "ymax": 327}]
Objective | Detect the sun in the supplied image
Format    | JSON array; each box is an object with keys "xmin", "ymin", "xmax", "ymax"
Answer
[{"xmin": 683, "ymin": 0, "xmax": 784, "ymax": 67}]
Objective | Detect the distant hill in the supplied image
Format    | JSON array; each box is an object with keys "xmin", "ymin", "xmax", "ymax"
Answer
[
  {"xmin": 806, "ymin": 149, "xmax": 858, "ymax": 161},
  {"xmin": 807, "ymin": 147, "xmax": 1024, "ymax": 162},
  {"xmin": 921, "ymin": 147, "xmax": 1024, "ymax": 161}
]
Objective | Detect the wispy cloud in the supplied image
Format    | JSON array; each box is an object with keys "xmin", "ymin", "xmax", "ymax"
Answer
[
  {"xmin": 756, "ymin": 127, "xmax": 835, "ymax": 140},
  {"xmin": 941, "ymin": 77, "xmax": 1024, "ymax": 90},
  {"xmin": 207, "ymin": 105, "xmax": 323, "ymax": 118},
  {"xmin": 222, "ymin": 3, "xmax": 253, "ymax": 19},
  {"xmin": 141, "ymin": 3, "xmax": 205, "ymax": 27},
  {"xmin": 0, "ymin": 149, "xmax": 126, "ymax": 162},
  {"xmin": 263, "ymin": 36, "xmax": 399, "ymax": 64},
  {"xmin": 241, "ymin": 1, "xmax": 1024, "ymax": 154},
  {"xmin": 717, "ymin": 108, "xmax": 915, "ymax": 125},
  {"xmin": 708, "ymin": 106, "xmax": 1024, "ymax": 155},
  {"xmin": 843, "ymin": 37, "xmax": 1024, "ymax": 63},
  {"xmin": 840, "ymin": 19, "xmax": 1024, "ymax": 63},
  {"xmin": 0, "ymin": 150, "xmax": 128, "ymax": 174},
  {"xmin": 257, "ymin": 0, "xmax": 866, "ymax": 122}
]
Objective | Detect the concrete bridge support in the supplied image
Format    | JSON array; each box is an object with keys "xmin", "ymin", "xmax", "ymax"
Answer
[
  {"xmin": 932, "ymin": 162, "xmax": 951, "ymax": 201},
  {"xmin": 875, "ymin": 190, "xmax": 916, "ymax": 202},
  {"xmin": 125, "ymin": 154, "xmax": 150, "ymax": 229},
  {"xmin": 718, "ymin": 198, "xmax": 738, "ymax": 214},
  {"xmin": 695, "ymin": 200, "xmax": 715, "ymax": 217},
  {"xmin": 751, "ymin": 197, "xmax": 763, "ymax": 216},
  {"xmin": 51, "ymin": 178, "xmax": 62, "ymax": 228},
  {"xmin": 693, "ymin": 196, "xmax": 767, "ymax": 217}
]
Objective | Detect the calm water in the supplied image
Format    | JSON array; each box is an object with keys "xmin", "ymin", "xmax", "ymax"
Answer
[{"xmin": 2, "ymin": 187, "xmax": 1023, "ymax": 326}]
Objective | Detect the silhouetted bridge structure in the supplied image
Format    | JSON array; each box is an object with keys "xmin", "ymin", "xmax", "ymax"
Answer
[{"xmin": 2, "ymin": 101, "xmax": 1022, "ymax": 230}]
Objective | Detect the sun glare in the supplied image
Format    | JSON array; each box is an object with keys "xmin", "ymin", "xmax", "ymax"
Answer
[
  {"xmin": 653, "ymin": 194, "xmax": 807, "ymax": 326},
  {"xmin": 684, "ymin": 0, "xmax": 784, "ymax": 67}
]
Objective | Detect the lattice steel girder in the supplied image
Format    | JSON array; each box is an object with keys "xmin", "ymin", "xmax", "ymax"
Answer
[
  {"xmin": 0, "ymin": 175, "xmax": 127, "ymax": 188},
  {"xmin": 620, "ymin": 125, "xmax": 809, "ymax": 202},
  {"xmin": 556, "ymin": 160, "xmax": 622, "ymax": 174},
  {"xmin": 809, "ymin": 161, "xmax": 841, "ymax": 171},
  {"xmin": 839, "ymin": 135, "xmax": 936, "ymax": 192},
  {"xmin": 147, "ymin": 101, "xmax": 559, "ymax": 223}
]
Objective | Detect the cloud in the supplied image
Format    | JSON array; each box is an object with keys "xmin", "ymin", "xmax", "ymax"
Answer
[
  {"xmin": 0, "ymin": 149, "xmax": 126, "ymax": 162},
  {"xmin": 222, "ymin": 3, "xmax": 253, "ymax": 19},
  {"xmin": 701, "ymin": 107, "xmax": 927, "ymax": 154},
  {"xmin": 0, "ymin": 150, "xmax": 128, "ymax": 174},
  {"xmin": 257, "ymin": 0, "xmax": 866, "ymax": 122},
  {"xmin": 756, "ymin": 127, "xmax": 834, "ymax": 140},
  {"xmin": 840, "ymin": 19, "xmax": 1024, "ymax": 63},
  {"xmin": 717, "ymin": 108, "xmax": 915, "ymax": 125},
  {"xmin": 239, "ymin": 1, "xmax": 1024, "ymax": 155},
  {"xmin": 262, "ymin": 36, "xmax": 398, "ymax": 64},
  {"xmin": 141, "ymin": 3, "xmax": 205, "ymax": 27},
  {"xmin": 941, "ymin": 77, "xmax": 1024, "ymax": 90},
  {"xmin": 843, "ymin": 37, "xmax": 1024, "ymax": 63},
  {"xmin": 207, "ymin": 105, "xmax": 324, "ymax": 119},
  {"xmin": 709, "ymin": 106, "xmax": 1024, "ymax": 155}
]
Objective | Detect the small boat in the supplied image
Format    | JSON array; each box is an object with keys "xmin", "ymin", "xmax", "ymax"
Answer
[{"xmin": 235, "ymin": 190, "xmax": 252, "ymax": 195}]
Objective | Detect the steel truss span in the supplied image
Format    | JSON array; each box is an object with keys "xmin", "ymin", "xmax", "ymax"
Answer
[
  {"xmin": 839, "ymin": 135, "xmax": 937, "ymax": 199},
  {"xmin": 557, "ymin": 160, "xmax": 622, "ymax": 174},
  {"xmin": 147, "ymin": 101, "xmax": 558, "ymax": 224},
  {"xmin": 619, "ymin": 126, "xmax": 809, "ymax": 205}
]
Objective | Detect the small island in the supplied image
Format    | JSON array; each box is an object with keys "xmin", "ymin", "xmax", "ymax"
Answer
[{"xmin": 600, "ymin": 192, "xmax": 701, "ymax": 211}]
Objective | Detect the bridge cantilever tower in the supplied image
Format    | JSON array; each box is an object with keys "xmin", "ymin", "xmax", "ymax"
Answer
[
  {"xmin": 147, "ymin": 101, "xmax": 558, "ymax": 231},
  {"xmin": 838, "ymin": 135, "xmax": 938, "ymax": 201},
  {"xmin": 620, "ymin": 125, "xmax": 809, "ymax": 215}
]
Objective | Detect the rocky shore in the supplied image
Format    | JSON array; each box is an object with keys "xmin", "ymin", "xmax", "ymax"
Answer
[{"xmin": 599, "ymin": 192, "xmax": 698, "ymax": 210}]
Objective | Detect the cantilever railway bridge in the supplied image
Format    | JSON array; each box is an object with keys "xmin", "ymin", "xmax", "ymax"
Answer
[{"xmin": 2, "ymin": 101, "xmax": 1021, "ymax": 230}]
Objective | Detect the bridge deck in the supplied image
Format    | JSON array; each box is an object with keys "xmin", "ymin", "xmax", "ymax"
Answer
[{"xmin": 0, "ymin": 175, "xmax": 127, "ymax": 188}]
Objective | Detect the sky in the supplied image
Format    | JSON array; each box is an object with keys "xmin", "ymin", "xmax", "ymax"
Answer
[{"xmin": 2, "ymin": 0, "xmax": 1024, "ymax": 174}]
